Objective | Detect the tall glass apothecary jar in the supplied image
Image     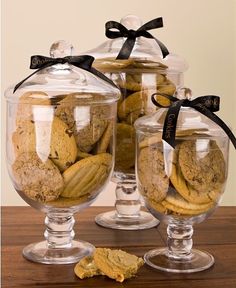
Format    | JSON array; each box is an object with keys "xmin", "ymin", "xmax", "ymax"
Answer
[
  {"xmin": 86, "ymin": 15, "xmax": 188, "ymax": 230},
  {"xmin": 5, "ymin": 41, "xmax": 120, "ymax": 264}
]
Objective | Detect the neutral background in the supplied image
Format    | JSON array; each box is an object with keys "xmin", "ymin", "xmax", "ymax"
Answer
[{"xmin": 1, "ymin": 0, "xmax": 236, "ymax": 206}]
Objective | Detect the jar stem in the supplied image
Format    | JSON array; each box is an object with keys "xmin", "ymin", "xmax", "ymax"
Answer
[
  {"xmin": 167, "ymin": 223, "xmax": 193, "ymax": 260},
  {"xmin": 44, "ymin": 213, "xmax": 75, "ymax": 249},
  {"xmin": 115, "ymin": 177, "xmax": 141, "ymax": 218}
]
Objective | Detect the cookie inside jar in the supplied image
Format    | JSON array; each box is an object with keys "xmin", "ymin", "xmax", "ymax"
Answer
[
  {"xmin": 135, "ymin": 106, "xmax": 229, "ymax": 220},
  {"xmin": 94, "ymin": 58, "xmax": 182, "ymax": 174},
  {"xmin": 10, "ymin": 91, "xmax": 116, "ymax": 208}
]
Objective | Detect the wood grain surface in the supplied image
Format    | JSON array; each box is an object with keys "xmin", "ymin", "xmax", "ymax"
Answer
[{"xmin": 2, "ymin": 206, "xmax": 236, "ymax": 288}]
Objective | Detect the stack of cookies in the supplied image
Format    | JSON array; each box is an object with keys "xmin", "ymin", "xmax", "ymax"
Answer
[
  {"xmin": 11, "ymin": 91, "xmax": 114, "ymax": 208},
  {"xmin": 137, "ymin": 132, "xmax": 226, "ymax": 217},
  {"xmin": 95, "ymin": 58, "xmax": 176, "ymax": 174}
]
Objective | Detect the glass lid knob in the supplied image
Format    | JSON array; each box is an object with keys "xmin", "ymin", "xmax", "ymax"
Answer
[
  {"xmin": 120, "ymin": 14, "xmax": 143, "ymax": 29},
  {"xmin": 50, "ymin": 40, "xmax": 74, "ymax": 58}
]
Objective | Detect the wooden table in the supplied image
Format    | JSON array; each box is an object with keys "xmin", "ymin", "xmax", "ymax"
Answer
[{"xmin": 2, "ymin": 206, "xmax": 236, "ymax": 288}]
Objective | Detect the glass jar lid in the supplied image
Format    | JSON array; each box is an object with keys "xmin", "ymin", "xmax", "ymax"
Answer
[
  {"xmin": 86, "ymin": 15, "xmax": 188, "ymax": 73},
  {"xmin": 134, "ymin": 89, "xmax": 227, "ymax": 138},
  {"xmin": 5, "ymin": 40, "xmax": 120, "ymax": 103}
]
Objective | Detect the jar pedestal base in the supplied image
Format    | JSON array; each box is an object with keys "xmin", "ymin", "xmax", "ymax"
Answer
[
  {"xmin": 95, "ymin": 210, "xmax": 159, "ymax": 230},
  {"xmin": 144, "ymin": 248, "xmax": 214, "ymax": 273},
  {"xmin": 23, "ymin": 240, "xmax": 94, "ymax": 265}
]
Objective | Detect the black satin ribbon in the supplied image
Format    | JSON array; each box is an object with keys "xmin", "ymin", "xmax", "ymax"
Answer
[
  {"xmin": 151, "ymin": 93, "xmax": 236, "ymax": 149},
  {"xmin": 13, "ymin": 55, "xmax": 118, "ymax": 93},
  {"xmin": 105, "ymin": 17, "xmax": 169, "ymax": 60}
]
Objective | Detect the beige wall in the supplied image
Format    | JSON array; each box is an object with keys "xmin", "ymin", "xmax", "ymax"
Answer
[{"xmin": 1, "ymin": 0, "xmax": 236, "ymax": 206}]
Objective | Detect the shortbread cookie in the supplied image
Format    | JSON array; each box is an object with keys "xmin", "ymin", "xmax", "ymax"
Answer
[
  {"xmin": 12, "ymin": 117, "xmax": 77, "ymax": 172},
  {"xmin": 161, "ymin": 193, "xmax": 214, "ymax": 216},
  {"xmin": 12, "ymin": 152, "xmax": 64, "ymax": 202},
  {"xmin": 74, "ymin": 256, "xmax": 101, "ymax": 279},
  {"xmin": 178, "ymin": 140, "xmax": 226, "ymax": 192},
  {"xmin": 62, "ymin": 153, "xmax": 112, "ymax": 198},
  {"xmin": 96, "ymin": 121, "xmax": 113, "ymax": 153},
  {"xmin": 93, "ymin": 248, "xmax": 144, "ymax": 282},
  {"xmin": 115, "ymin": 123, "xmax": 135, "ymax": 172},
  {"xmin": 138, "ymin": 146, "xmax": 169, "ymax": 202}
]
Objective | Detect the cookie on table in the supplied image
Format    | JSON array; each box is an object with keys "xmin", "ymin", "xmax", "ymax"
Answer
[
  {"xmin": 93, "ymin": 248, "xmax": 144, "ymax": 283},
  {"xmin": 12, "ymin": 116, "xmax": 78, "ymax": 172},
  {"xmin": 12, "ymin": 152, "xmax": 64, "ymax": 202},
  {"xmin": 115, "ymin": 123, "xmax": 135, "ymax": 172},
  {"xmin": 178, "ymin": 140, "xmax": 226, "ymax": 192},
  {"xmin": 138, "ymin": 146, "xmax": 169, "ymax": 202},
  {"xmin": 74, "ymin": 256, "xmax": 101, "ymax": 279},
  {"xmin": 62, "ymin": 153, "xmax": 112, "ymax": 198}
]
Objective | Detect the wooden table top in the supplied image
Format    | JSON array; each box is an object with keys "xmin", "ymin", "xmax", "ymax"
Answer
[{"xmin": 2, "ymin": 206, "xmax": 236, "ymax": 288}]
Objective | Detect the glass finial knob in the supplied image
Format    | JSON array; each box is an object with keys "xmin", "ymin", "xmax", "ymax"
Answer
[
  {"xmin": 50, "ymin": 40, "xmax": 74, "ymax": 58},
  {"xmin": 120, "ymin": 15, "xmax": 143, "ymax": 29}
]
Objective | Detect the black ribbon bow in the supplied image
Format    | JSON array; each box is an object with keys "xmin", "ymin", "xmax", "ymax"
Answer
[
  {"xmin": 13, "ymin": 55, "xmax": 118, "ymax": 93},
  {"xmin": 105, "ymin": 17, "xmax": 169, "ymax": 60},
  {"xmin": 151, "ymin": 93, "xmax": 236, "ymax": 149}
]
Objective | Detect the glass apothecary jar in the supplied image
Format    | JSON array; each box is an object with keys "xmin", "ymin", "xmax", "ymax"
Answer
[
  {"xmin": 5, "ymin": 41, "xmax": 120, "ymax": 264},
  {"xmin": 135, "ymin": 90, "xmax": 229, "ymax": 272},
  {"xmin": 86, "ymin": 15, "xmax": 188, "ymax": 230}
]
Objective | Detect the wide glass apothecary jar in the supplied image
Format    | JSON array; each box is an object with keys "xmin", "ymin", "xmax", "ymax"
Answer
[
  {"xmin": 86, "ymin": 15, "xmax": 188, "ymax": 230},
  {"xmin": 5, "ymin": 41, "xmax": 120, "ymax": 264},
  {"xmin": 135, "ymin": 90, "xmax": 229, "ymax": 273}
]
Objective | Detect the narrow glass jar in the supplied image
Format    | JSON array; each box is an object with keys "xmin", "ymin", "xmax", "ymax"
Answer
[
  {"xmin": 5, "ymin": 40, "xmax": 120, "ymax": 264},
  {"xmin": 86, "ymin": 15, "xmax": 188, "ymax": 230},
  {"xmin": 135, "ymin": 90, "xmax": 229, "ymax": 272}
]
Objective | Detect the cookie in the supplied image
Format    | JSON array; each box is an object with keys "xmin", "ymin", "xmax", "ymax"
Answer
[
  {"xmin": 170, "ymin": 150, "xmax": 221, "ymax": 204},
  {"xmin": 118, "ymin": 91, "xmax": 147, "ymax": 122},
  {"xmin": 138, "ymin": 146, "xmax": 169, "ymax": 202},
  {"xmin": 12, "ymin": 152, "xmax": 64, "ymax": 202},
  {"xmin": 12, "ymin": 116, "xmax": 78, "ymax": 172},
  {"xmin": 115, "ymin": 123, "xmax": 135, "ymax": 172},
  {"xmin": 46, "ymin": 194, "xmax": 93, "ymax": 208},
  {"xmin": 16, "ymin": 91, "xmax": 51, "ymax": 125},
  {"xmin": 74, "ymin": 256, "xmax": 101, "ymax": 279},
  {"xmin": 95, "ymin": 58, "xmax": 135, "ymax": 71},
  {"xmin": 93, "ymin": 248, "xmax": 144, "ymax": 283},
  {"xmin": 96, "ymin": 121, "xmax": 113, "ymax": 153},
  {"xmin": 161, "ymin": 192, "xmax": 214, "ymax": 215},
  {"xmin": 178, "ymin": 140, "xmax": 226, "ymax": 192},
  {"xmin": 119, "ymin": 73, "xmax": 143, "ymax": 91},
  {"xmin": 62, "ymin": 153, "xmax": 112, "ymax": 198}
]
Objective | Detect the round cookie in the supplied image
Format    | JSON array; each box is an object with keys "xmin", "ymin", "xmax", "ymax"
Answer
[
  {"xmin": 16, "ymin": 91, "xmax": 51, "ymax": 125},
  {"xmin": 170, "ymin": 150, "xmax": 221, "ymax": 204},
  {"xmin": 118, "ymin": 91, "xmax": 147, "ymax": 122},
  {"xmin": 47, "ymin": 194, "xmax": 93, "ymax": 208},
  {"xmin": 115, "ymin": 123, "xmax": 135, "ymax": 172},
  {"xmin": 74, "ymin": 255, "xmax": 101, "ymax": 279},
  {"xmin": 118, "ymin": 73, "xmax": 143, "ymax": 91},
  {"xmin": 178, "ymin": 140, "xmax": 226, "ymax": 192},
  {"xmin": 96, "ymin": 121, "xmax": 113, "ymax": 153},
  {"xmin": 12, "ymin": 116, "xmax": 77, "ymax": 172},
  {"xmin": 62, "ymin": 153, "xmax": 112, "ymax": 198},
  {"xmin": 161, "ymin": 193, "xmax": 214, "ymax": 216},
  {"xmin": 12, "ymin": 152, "xmax": 64, "ymax": 202},
  {"xmin": 93, "ymin": 248, "xmax": 144, "ymax": 283},
  {"xmin": 138, "ymin": 146, "xmax": 169, "ymax": 202},
  {"xmin": 55, "ymin": 94, "xmax": 109, "ymax": 152}
]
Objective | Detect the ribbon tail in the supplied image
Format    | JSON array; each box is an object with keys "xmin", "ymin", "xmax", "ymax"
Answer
[
  {"xmin": 116, "ymin": 37, "xmax": 135, "ymax": 60},
  {"xmin": 162, "ymin": 100, "xmax": 184, "ymax": 148},
  {"xmin": 194, "ymin": 105, "xmax": 236, "ymax": 149},
  {"xmin": 153, "ymin": 37, "xmax": 169, "ymax": 58}
]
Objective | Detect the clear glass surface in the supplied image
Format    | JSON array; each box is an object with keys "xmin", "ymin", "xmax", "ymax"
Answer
[
  {"xmin": 85, "ymin": 15, "xmax": 188, "ymax": 230},
  {"xmin": 5, "ymin": 40, "xmax": 120, "ymax": 264},
  {"xmin": 135, "ymin": 100, "xmax": 229, "ymax": 272}
]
